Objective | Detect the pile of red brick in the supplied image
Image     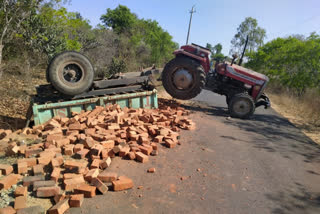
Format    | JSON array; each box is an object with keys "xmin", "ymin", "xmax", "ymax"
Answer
[{"xmin": 0, "ymin": 100, "xmax": 195, "ymax": 213}]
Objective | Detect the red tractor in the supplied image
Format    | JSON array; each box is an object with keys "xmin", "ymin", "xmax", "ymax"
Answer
[{"xmin": 162, "ymin": 43, "xmax": 270, "ymax": 119}]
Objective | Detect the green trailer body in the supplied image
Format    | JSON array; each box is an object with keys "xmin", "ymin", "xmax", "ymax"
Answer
[{"xmin": 32, "ymin": 89, "xmax": 158, "ymax": 126}]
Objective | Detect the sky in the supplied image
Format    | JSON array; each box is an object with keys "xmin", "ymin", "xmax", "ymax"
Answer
[{"xmin": 65, "ymin": 0, "xmax": 320, "ymax": 55}]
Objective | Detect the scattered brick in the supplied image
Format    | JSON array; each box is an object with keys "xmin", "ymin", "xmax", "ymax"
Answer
[
  {"xmin": 18, "ymin": 162, "xmax": 28, "ymax": 175},
  {"xmin": 69, "ymin": 194, "xmax": 84, "ymax": 208},
  {"xmin": 0, "ymin": 206, "xmax": 16, "ymax": 214},
  {"xmin": 15, "ymin": 186, "xmax": 27, "ymax": 197},
  {"xmin": 74, "ymin": 184, "xmax": 96, "ymax": 198},
  {"xmin": 63, "ymin": 176, "xmax": 85, "ymax": 191},
  {"xmin": 97, "ymin": 171, "xmax": 117, "ymax": 182},
  {"xmin": 16, "ymin": 206, "xmax": 45, "ymax": 214},
  {"xmin": 135, "ymin": 152, "xmax": 149, "ymax": 163},
  {"xmin": 84, "ymin": 169, "xmax": 99, "ymax": 182},
  {"xmin": 22, "ymin": 175, "xmax": 45, "ymax": 187},
  {"xmin": 0, "ymin": 174, "xmax": 22, "ymax": 190},
  {"xmin": 91, "ymin": 178, "xmax": 108, "ymax": 194},
  {"xmin": 0, "ymin": 164, "xmax": 13, "ymax": 175},
  {"xmin": 112, "ymin": 177, "xmax": 134, "ymax": 191},
  {"xmin": 147, "ymin": 168, "xmax": 156, "ymax": 173},
  {"xmin": 48, "ymin": 198, "xmax": 69, "ymax": 214},
  {"xmin": 51, "ymin": 168, "xmax": 61, "ymax": 182},
  {"xmin": 37, "ymin": 186, "xmax": 60, "ymax": 198},
  {"xmin": 14, "ymin": 196, "xmax": 27, "ymax": 210},
  {"xmin": 33, "ymin": 165, "xmax": 44, "ymax": 175},
  {"xmin": 100, "ymin": 157, "xmax": 111, "ymax": 169},
  {"xmin": 33, "ymin": 180, "xmax": 56, "ymax": 191}
]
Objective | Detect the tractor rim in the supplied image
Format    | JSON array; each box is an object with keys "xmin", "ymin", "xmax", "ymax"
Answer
[
  {"xmin": 59, "ymin": 62, "xmax": 84, "ymax": 86},
  {"xmin": 233, "ymin": 99, "xmax": 251, "ymax": 116},
  {"xmin": 172, "ymin": 68, "xmax": 193, "ymax": 90}
]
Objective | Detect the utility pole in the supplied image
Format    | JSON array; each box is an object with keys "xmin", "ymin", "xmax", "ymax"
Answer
[{"xmin": 186, "ymin": 5, "xmax": 196, "ymax": 45}]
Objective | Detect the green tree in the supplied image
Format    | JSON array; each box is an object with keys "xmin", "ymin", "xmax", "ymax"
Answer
[
  {"xmin": 230, "ymin": 17, "xmax": 266, "ymax": 56},
  {"xmin": 100, "ymin": 5, "xmax": 137, "ymax": 34},
  {"xmin": 246, "ymin": 33, "xmax": 320, "ymax": 94}
]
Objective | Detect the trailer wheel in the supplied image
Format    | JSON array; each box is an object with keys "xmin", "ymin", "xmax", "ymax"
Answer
[
  {"xmin": 162, "ymin": 56, "xmax": 206, "ymax": 100},
  {"xmin": 47, "ymin": 51, "xmax": 94, "ymax": 96},
  {"xmin": 229, "ymin": 93, "xmax": 255, "ymax": 119}
]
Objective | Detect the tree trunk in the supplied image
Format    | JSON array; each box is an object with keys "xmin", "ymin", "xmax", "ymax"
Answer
[{"xmin": 0, "ymin": 44, "xmax": 3, "ymax": 79}]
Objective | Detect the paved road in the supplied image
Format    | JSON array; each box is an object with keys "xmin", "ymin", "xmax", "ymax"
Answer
[{"xmin": 70, "ymin": 90, "xmax": 320, "ymax": 214}]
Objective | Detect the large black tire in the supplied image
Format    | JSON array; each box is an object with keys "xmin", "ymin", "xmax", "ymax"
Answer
[
  {"xmin": 162, "ymin": 56, "xmax": 206, "ymax": 100},
  {"xmin": 47, "ymin": 51, "xmax": 94, "ymax": 96},
  {"xmin": 228, "ymin": 93, "xmax": 255, "ymax": 119}
]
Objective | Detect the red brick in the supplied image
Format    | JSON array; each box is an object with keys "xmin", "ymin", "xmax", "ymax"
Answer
[
  {"xmin": 51, "ymin": 157, "xmax": 64, "ymax": 168},
  {"xmin": 90, "ymin": 159, "xmax": 101, "ymax": 169},
  {"xmin": 0, "ymin": 164, "xmax": 13, "ymax": 175},
  {"xmin": 63, "ymin": 145, "xmax": 74, "ymax": 156},
  {"xmin": 69, "ymin": 194, "xmax": 84, "ymax": 207},
  {"xmin": 101, "ymin": 140, "xmax": 115, "ymax": 149},
  {"xmin": 147, "ymin": 168, "xmax": 156, "ymax": 173},
  {"xmin": 14, "ymin": 196, "xmax": 27, "ymax": 210},
  {"xmin": 139, "ymin": 145, "xmax": 152, "ymax": 156},
  {"xmin": 99, "ymin": 157, "xmax": 111, "ymax": 169},
  {"xmin": 63, "ymin": 173, "xmax": 82, "ymax": 180},
  {"xmin": 37, "ymin": 156, "xmax": 51, "ymax": 166},
  {"xmin": 154, "ymin": 135, "xmax": 164, "ymax": 143},
  {"xmin": 112, "ymin": 177, "xmax": 134, "ymax": 191},
  {"xmin": 97, "ymin": 171, "xmax": 117, "ymax": 182},
  {"xmin": 73, "ymin": 144, "xmax": 84, "ymax": 153},
  {"xmin": 51, "ymin": 168, "xmax": 61, "ymax": 182},
  {"xmin": 84, "ymin": 169, "xmax": 99, "ymax": 182},
  {"xmin": 37, "ymin": 186, "xmax": 60, "ymax": 198},
  {"xmin": 68, "ymin": 121, "xmax": 81, "ymax": 131},
  {"xmin": 22, "ymin": 175, "xmax": 45, "ymax": 187},
  {"xmin": 135, "ymin": 152, "xmax": 149, "ymax": 163},
  {"xmin": 33, "ymin": 180, "xmax": 56, "ymax": 191},
  {"xmin": 83, "ymin": 137, "xmax": 95, "ymax": 149},
  {"xmin": 0, "ymin": 206, "xmax": 16, "ymax": 214},
  {"xmin": 74, "ymin": 184, "xmax": 96, "ymax": 198},
  {"xmin": 18, "ymin": 158, "xmax": 37, "ymax": 167},
  {"xmin": 17, "ymin": 162, "xmax": 28, "ymax": 175},
  {"xmin": 55, "ymin": 138, "xmax": 70, "ymax": 148},
  {"xmin": 91, "ymin": 178, "xmax": 108, "ymax": 194},
  {"xmin": 46, "ymin": 133, "xmax": 63, "ymax": 142},
  {"xmin": 119, "ymin": 147, "xmax": 130, "ymax": 157},
  {"xmin": 0, "ymin": 174, "xmax": 22, "ymax": 190},
  {"xmin": 151, "ymin": 143, "xmax": 158, "ymax": 151},
  {"xmin": 165, "ymin": 139, "xmax": 176, "ymax": 148},
  {"xmin": 14, "ymin": 186, "xmax": 27, "ymax": 197},
  {"xmin": 107, "ymin": 124, "xmax": 120, "ymax": 130},
  {"xmin": 75, "ymin": 149, "xmax": 90, "ymax": 159},
  {"xmin": 64, "ymin": 176, "xmax": 85, "ymax": 191},
  {"xmin": 53, "ymin": 193, "xmax": 66, "ymax": 204},
  {"xmin": 48, "ymin": 198, "xmax": 69, "ymax": 214},
  {"xmin": 25, "ymin": 148, "xmax": 42, "ymax": 158},
  {"xmin": 64, "ymin": 160, "xmax": 87, "ymax": 169},
  {"xmin": 33, "ymin": 164, "xmax": 44, "ymax": 175},
  {"xmin": 127, "ymin": 152, "xmax": 136, "ymax": 160},
  {"xmin": 44, "ymin": 120, "xmax": 61, "ymax": 130},
  {"xmin": 84, "ymin": 128, "xmax": 96, "ymax": 136}
]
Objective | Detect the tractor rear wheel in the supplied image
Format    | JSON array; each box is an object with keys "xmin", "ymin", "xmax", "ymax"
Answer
[
  {"xmin": 162, "ymin": 56, "xmax": 206, "ymax": 100},
  {"xmin": 228, "ymin": 93, "xmax": 255, "ymax": 119},
  {"xmin": 47, "ymin": 51, "xmax": 94, "ymax": 96}
]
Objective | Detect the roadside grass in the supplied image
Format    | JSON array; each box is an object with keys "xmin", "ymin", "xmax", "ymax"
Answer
[{"xmin": 268, "ymin": 90, "xmax": 320, "ymax": 144}]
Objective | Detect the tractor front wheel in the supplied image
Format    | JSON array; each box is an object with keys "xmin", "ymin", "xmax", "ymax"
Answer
[
  {"xmin": 162, "ymin": 56, "xmax": 206, "ymax": 100},
  {"xmin": 228, "ymin": 93, "xmax": 255, "ymax": 119}
]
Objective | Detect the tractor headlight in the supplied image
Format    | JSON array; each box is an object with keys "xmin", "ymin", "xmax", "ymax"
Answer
[{"xmin": 244, "ymin": 84, "xmax": 252, "ymax": 89}]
